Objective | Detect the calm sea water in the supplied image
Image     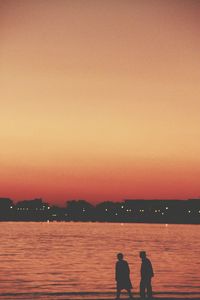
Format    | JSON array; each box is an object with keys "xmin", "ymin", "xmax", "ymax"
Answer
[{"xmin": 0, "ymin": 222, "xmax": 199, "ymax": 299}]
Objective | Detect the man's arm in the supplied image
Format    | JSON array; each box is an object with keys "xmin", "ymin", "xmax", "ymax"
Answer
[
  {"xmin": 149, "ymin": 260, "xmax": 154, "ymax": 277},
  {"xmin": 115, "ymin": 262, "xmax": 119, "ymax": 281}
]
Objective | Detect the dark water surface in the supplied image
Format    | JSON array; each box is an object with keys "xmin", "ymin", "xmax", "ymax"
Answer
[{"xmin": 0, "ymin": 222, "xmax": 199, "ymax": 299}]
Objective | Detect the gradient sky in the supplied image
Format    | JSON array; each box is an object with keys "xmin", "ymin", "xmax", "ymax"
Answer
[{"xmin": 1, "ymin": 0, "xmax": 200, "ymax": 204}]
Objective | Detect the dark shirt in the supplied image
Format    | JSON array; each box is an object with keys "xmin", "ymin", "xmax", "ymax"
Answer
[
  {"xmin": 141, "ymin": 258, "xmax": 154, "ymax": 278},
  {"xmin": 116, "ymin": 260, "xmax": 130, "ymax": 281},
  {"xmin": 115, "ymin": 259, "xmax": 133, "ymax": 290}
]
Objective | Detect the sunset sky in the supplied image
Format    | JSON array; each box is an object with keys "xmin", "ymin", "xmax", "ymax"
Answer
[{"xmin": 0, "ymin": 0, "xmax": 200, "ymax": 204}]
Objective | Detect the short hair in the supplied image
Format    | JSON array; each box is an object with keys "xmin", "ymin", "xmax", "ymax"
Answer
[
  {"xmin": 117, "ymin": 253, "xmax": 123, "ymax": 260},
  {"xmin": 140, "ymin": 251, "xmax": 146, "ymax": 258}
]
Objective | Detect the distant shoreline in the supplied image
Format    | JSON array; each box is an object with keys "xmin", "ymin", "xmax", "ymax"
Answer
[
  {"xmin": 1, "ymin": 198, "xmax": 200, "ymax": 224},
  {"xmin": 0, "ymin": 220, "xmax": 200, "ymax": 225}
]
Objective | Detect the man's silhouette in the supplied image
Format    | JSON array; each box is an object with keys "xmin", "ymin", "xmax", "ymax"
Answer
[
  {"xmin": 115, "ymin": 253, "xmax": 133, "ymax": 300},
  {"xmin": 139, "ymin": 251, "xmax": 154, "ymax": 299}
]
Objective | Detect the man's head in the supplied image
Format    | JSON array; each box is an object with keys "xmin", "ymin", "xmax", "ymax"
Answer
[
  {"xmin": 117, "ymin": 253, "xmax": 123, "ymax": 260},
  {"xmin": 140, "ymin": 251, "xmax": 146, "ymax": 259}
]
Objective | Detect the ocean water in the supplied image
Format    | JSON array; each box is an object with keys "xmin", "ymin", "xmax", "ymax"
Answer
[{"xmin": 0, "ymin": 222, "xmax": 199, "ymax": 299}]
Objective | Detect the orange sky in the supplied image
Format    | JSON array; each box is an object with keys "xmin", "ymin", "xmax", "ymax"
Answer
[{"xmin": 0, "ymin": 0, "xmax": 200, "ymax": 204}]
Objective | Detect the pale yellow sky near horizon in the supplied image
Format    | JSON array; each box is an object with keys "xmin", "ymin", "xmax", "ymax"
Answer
[{"xmin": 0, "ymin": 0, "xmax": 200, "ymax": 203}]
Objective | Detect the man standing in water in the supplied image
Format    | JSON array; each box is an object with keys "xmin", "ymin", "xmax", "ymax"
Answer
[
  {"xmin": 115, "ymin": 253, "xmax": 133, "ymax": 300},
  {"xmin": 139, "ymin": 251, "xmax": 154, "ymax": 299}
]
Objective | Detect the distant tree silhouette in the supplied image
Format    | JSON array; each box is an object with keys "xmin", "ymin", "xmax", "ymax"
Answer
[
  {"xmin": 0, "ymin": 198, "xmax": 14, "ymax": 220},
  {"xmin": 0, "ymin": 197, "xmax": 200, "ymax": 223},
  {"xmin": 49, "ymin": 205, "xmax": 68, "ymax": 221},
  {"xmin": 15, "ymin": 198, "xmax": 50, "ymax": 221},
  {"xmin": 0, "ymin": 198, "xmax": 13, "ymax": 208},
  {"xmin": 66, "ymin": 200, "xmax": 94, "ymax": 221},
  {"xmin": 95, "ymin": 201, "xmax": 122, "ymax": 222}
]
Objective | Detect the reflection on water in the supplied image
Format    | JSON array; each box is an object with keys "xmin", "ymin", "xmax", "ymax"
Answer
[{"xmin": 0, "ymin": 222, "xmax": 199, "ymax": 299}]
